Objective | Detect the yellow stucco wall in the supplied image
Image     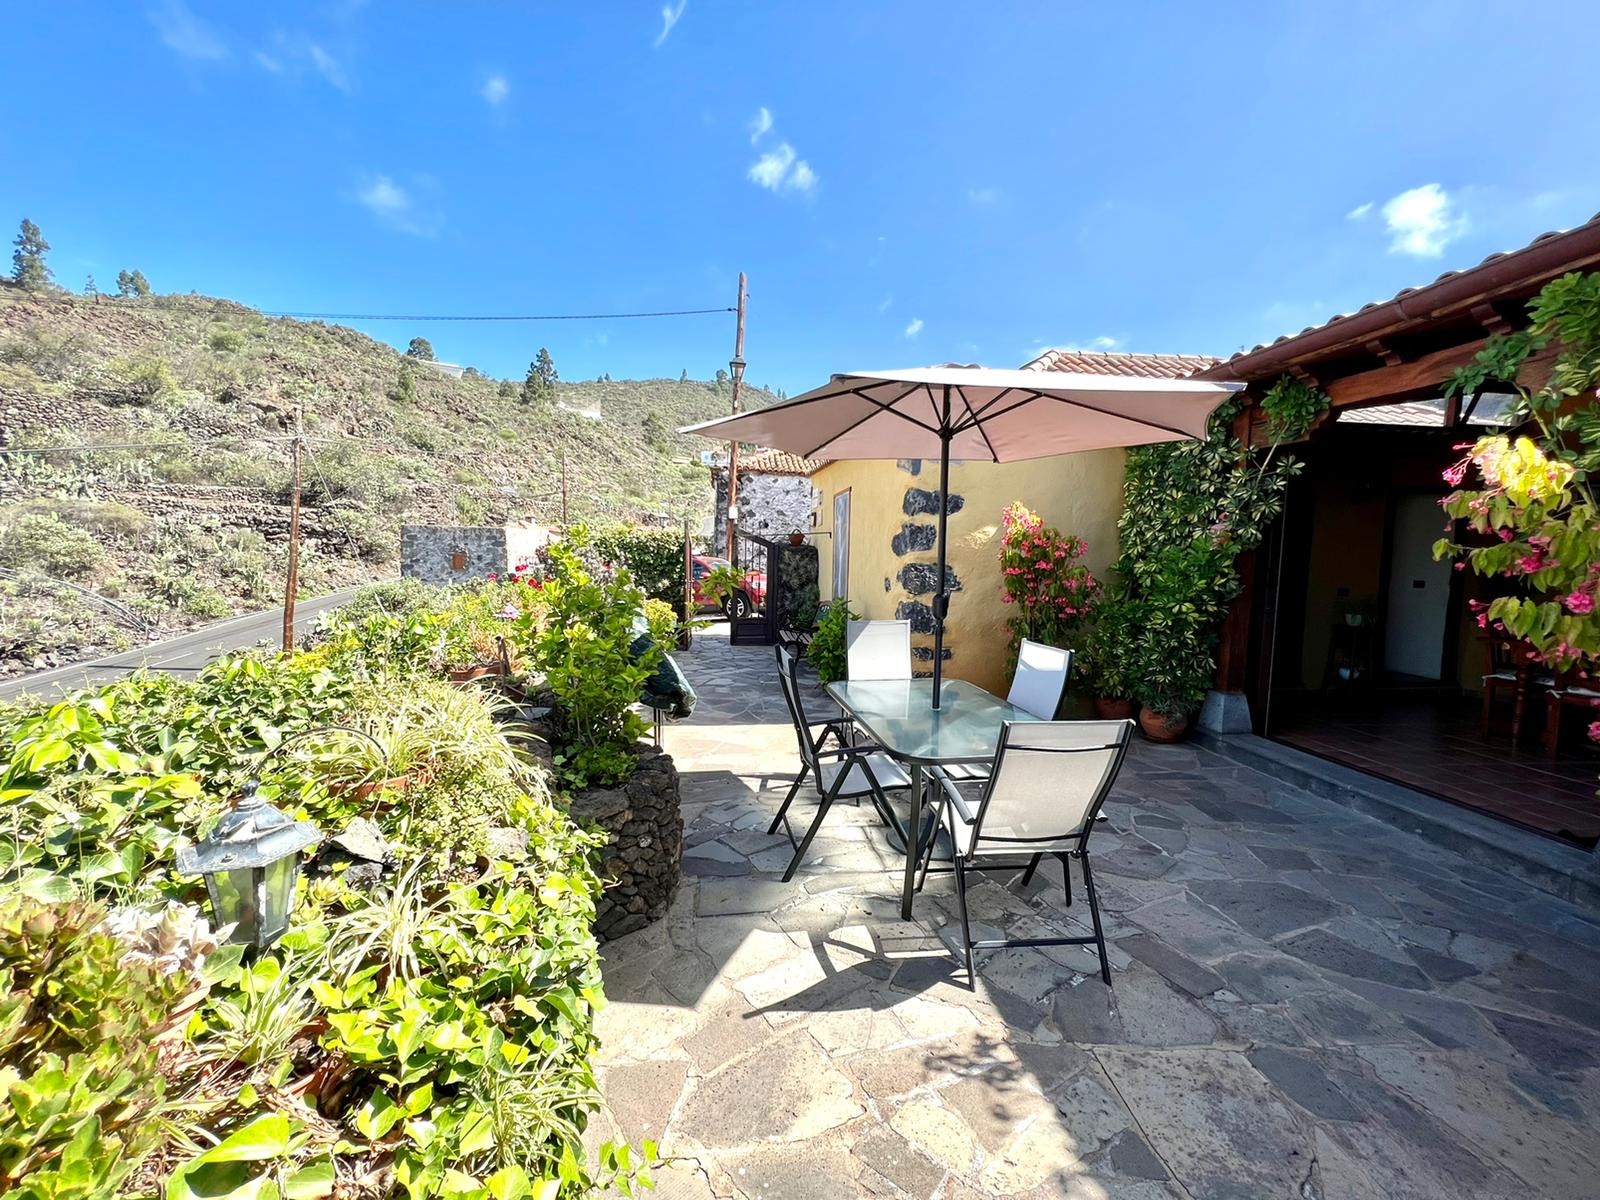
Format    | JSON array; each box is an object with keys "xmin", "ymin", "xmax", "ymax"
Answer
[{"xmin": 810, "ymin": 452, "xmax": 1126, "ymax": 695}]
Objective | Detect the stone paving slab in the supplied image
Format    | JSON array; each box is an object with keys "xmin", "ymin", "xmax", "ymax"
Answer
[{"xmin": 594, "ymin": 625, "xmax": 1600, "ymax": 1199}]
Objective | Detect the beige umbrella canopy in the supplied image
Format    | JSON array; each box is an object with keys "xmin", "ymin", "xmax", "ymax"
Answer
[{"xmin": 681, "ymin": 364, "xmax": 1243, "ymax": 705}]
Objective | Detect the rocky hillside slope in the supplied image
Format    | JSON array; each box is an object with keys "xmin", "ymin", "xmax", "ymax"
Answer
[{"xmin": 0, "ymin": 282, "xmax": 763, "ymax": 674}]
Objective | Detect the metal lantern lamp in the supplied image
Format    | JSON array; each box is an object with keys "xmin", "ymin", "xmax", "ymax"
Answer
[
  {"xmin": 176, "ymin": 781, "xmax": 321, "ymax": 950},
  {"xmin": 729, "ymin": 353, "xmax": 746, "ymax": 384}
]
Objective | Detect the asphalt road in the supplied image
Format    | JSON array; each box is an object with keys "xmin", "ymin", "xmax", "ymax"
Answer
[{"xmin": 0, "ymin": 588, "xmax": 361, "ymax": 704}]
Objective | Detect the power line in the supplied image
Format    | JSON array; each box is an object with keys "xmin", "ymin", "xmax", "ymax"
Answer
[{"xmin": 259, "ymin": 306, "xmax": 736, "ymax": 323}]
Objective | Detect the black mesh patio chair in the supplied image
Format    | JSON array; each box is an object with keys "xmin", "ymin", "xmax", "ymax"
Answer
[
  {"xmin": 919, "ymin": 719, "xmax": 1133, "ymax": 986},
  {"xmin": 769, "ymin": 644, "xmax": 911, "ymax": 881}
]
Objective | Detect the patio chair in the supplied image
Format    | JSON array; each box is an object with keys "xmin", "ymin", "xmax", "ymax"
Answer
[
  {"xmin": 1479, "ymin": 636, "xmax": 1555, "ymax": 743},
  {"xmin": 944, "ymin": 639, "xmax": 1073, "ymax": 780},
  {"xmin": 846, "ymin": 619, "xmax": 913, "ymax": 680},
  {"xmin": 769, "ymin": 644, "xmax": 911, "ymax": 881},
  {"xmin": 919, "ymin": 719, "xmax": 1133, "ymax": 986},
  {"xmin": 1543, "ymin": 668, "xmax": 1600, "ymax": 758}
]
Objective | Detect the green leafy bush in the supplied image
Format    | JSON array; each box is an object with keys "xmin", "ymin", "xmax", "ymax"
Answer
[
  {"xmin": 207, "ymin": 324, "xmax": 245, "ymax": 353},
  {"xmin": 807, "ymin": 600, "xmax": 856, "ymax": 684},
  {"xmin": 520, "ymin": 538, "xmax": 659, "ymax": 788},
  {"xmin": 108, "ymin": 354, "xmax": 178, "ymax": 405},
  {"xmin": 589, "ymin": 526, "xmax": 684, "ymax": 604},
  {"xmin": 0, "ymin": 511, "xmax": 106, "ymax": 580},
  {"xmin": 0, "ymin": 897, "xmax": 188, "ymax": 1200}
]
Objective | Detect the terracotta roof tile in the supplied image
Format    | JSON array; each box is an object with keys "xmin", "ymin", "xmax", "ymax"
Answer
[
  {"xmin": 1021, "ymin": 348, "xmax": 1220, "ymax": 379},
  {"xmin": 724, "ymin": 448, "xmax": 823, "ymax": 476}
]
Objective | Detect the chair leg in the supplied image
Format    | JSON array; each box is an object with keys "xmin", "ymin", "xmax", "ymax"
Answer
[
  {"xmin": 951, "ymin": 856, "xmax": 976, "ymax": 987},
  {"xmin": 768, "ymin": 763, "xmax": 810, "ymax": 837},
  {"xmin": 1545, "ymin": 693, "xmax": 1563, "ymax": 760},
  {"xmin": 782, "ymin": 769, "xmax": 845, "ymax": 882},
  {"xmin": 1080, "ymin": 852, "xmax": 1112, "ymax": 987},
  {"xmin": 1019, "ymin": 853, "xmax": 1043, "ymax": 887},
  {"xmin": 1478, "ymin": 682, "xmax": 1494, "ymax": 737},
  {"xmin": 1056, "ymin": 852, "xmax": 1072, "ymax": 907}
]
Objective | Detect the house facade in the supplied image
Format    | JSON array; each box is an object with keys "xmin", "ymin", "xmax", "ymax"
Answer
[
  {"xmin": 1198, "ymin": 212, "xmax": 1600, "ymax": 853},
  {"xmin": 810, "ymin": 350, "xmax": 1216, "ymax": 696},
  {"xmin": 711, "ymin": 449, "xmax": 820, "ymax": 556}
]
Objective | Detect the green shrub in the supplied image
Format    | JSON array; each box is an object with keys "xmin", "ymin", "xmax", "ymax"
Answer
[
  {"xmin": 11, "ymin": 498, "xmax": 149, "ymax": 541},
  {"xmin": 207, "ymin": 324, "xmax": 245, "ymax": 352},
  {"xmin": 0, "ymin": 897, "xmax": 189, "ymax": 1200},
  {"xmin": 521, "ymin": 537, "xmax": 659, "ymax": 788},
  {"xmin": 806, "ymin": 600, "xmax": 857, "ymax": 684},
  {"xmin": 184, "ymin": 587, "xmax": 233, "ymax": 620},
  {"xmin": 589, "ymin": 525, "xmax": 684, "ymax": 604},
  {"xmin": 0, "ymin": 511, "xmax": 106, "ymax": 579},
  {"xmin": 108, "ymin": 354, "xmax": 178, "ymax": 405},
  {"xmin": 329, "ymin": 577, "xmax": 452, "ymax": 626}
]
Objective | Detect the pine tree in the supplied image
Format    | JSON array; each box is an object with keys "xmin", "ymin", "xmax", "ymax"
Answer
[
  {"xmin": 11, "ymin": 219, "xmax": 51, "ymax": 289},
  {"xmin": 522, "ymin": 347, "xmax": 558, "ymax": 408},
  {"xmin": 84, "ymin": 274, "xmax": 98, "ymax": 298},
  {"xmin": 680, "ymin": 368, "xmax": 689, "ymax": 383},
  {"xmin": 405, "ymin": 337, "xmax": 435, "ymax": 360},
  {"xmin": 116, "ymin": 269, "xmax": 151, "ymax": 298}
]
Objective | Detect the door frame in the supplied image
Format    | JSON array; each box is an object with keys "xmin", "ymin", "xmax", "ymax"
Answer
[{"xmin": 832, "ymin": 488, "xmax": 851, "ymax": 602}]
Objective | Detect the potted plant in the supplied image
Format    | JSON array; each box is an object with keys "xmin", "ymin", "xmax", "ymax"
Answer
[
  {"xmin": 1082, "ymin": 592, "xmax": 1139, "ymax": 719},
  {"xmin": 1126, "ymin": 543, "xmax": 1228, "ymax": 741},
  {"xmin": 788, "ymin": 529, "xmax": 807, "ymax": 546}
]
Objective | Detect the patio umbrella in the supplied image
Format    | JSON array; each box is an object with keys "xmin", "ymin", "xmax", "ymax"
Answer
[{"xmin": 681, "ymin": 364, "xmax": 1244, "ymax": 707}]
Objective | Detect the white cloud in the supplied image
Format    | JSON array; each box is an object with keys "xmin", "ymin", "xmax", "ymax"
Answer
[
  {"xmin": 904, "ymin": 317, "xmax": 924, "ymax": 339},
  {"xmin": 967, "ymin": 186, "xmax": 1001, "ymax": 206},
  {"xmin": 746, "ymin": 140, "xmax": 818, "ymax": 195},
  {"xmin": 748, "ymin": 142, "xmax": 796, "ymax": 190},
  {"xmin": 355, "ymin": 175, "xmax": 437, "ymax": 236},
  {"xmin": 254, "ymin": 51, "xmax": 283, "ymax": 72},
  {"xmin": 150, "ymin": 0, "xmax": 228, "ymax": 61},
  {"xmin": 654, "ymin": 0, "xmax": 687, "ymax": 47},
  {"xmin": 481, "ymin": 74, "xmax": 509, "ymax": 105},
  {"xmin": 749, "ymin": 106, "xmax": 773, "ymax": 144},
  {"xmin": 1381, "ymin": 183, "xmax": 1467, "ymax": 257},
  {"xmin": 307, "ymin": 44, "xmax": 349, "ymax": 90},
  {"xmin": 1347, "ymin": 201, "xmax": 1373, "ymax": 220},
  {"xmin": 877, "ymin": 294, "xmax": 893, "ymax": 313}
]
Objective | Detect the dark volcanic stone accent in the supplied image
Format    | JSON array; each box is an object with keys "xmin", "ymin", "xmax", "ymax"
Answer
[
  {"xmin": 891, "ymin": 522, "xmax": 938, "ymax": 556},
  {"xmin": 896, "ymin": 458, "xmax": 923, "ymax": 475},
  {"xmin": 910, "ymin": 646, "xmax": 953, "ymax": 661},
  {"xmin": 897, "ymin": 562, "xmax": 961, "ymax": 595},
  {"xmin": 567, "ymin": 744, "xmax": 683, "ymax": 939},
  {"xmin": 902, "ymin": 488, "xmax": 964, "ymax": 517},
  {"xmin": 895, "ymin": 600, "xmax": 937, "ymax": 634}
]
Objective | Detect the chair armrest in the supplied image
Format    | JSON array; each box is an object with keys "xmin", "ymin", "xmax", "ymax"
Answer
[{"xmin": 931, "ymin": 769, "xmax": 978, "ymax": 823}]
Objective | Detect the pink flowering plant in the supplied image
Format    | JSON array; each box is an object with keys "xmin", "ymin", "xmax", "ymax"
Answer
[
  {"xmin": 1434, "ymin": 273, "xmax": 1600, "ymax": 676},
  {"xmin": 997, "ymin": 502, "xmax": 1100, "ymax": 664}
]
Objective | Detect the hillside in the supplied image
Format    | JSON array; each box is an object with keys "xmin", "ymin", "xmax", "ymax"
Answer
[{"xmin": 0, "ymin": 281, "xmax": 767, "ymax": 674}]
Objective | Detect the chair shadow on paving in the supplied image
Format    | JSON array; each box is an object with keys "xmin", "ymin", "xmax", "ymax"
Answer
[{"xmin": 586, "ymin": 625, "xmax": 1600, "ymax": 1200}]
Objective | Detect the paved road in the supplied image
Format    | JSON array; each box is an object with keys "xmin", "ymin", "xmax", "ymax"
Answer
[{"xmin": 0, "ymin": 588, "xmax": 361, "ymax": 704}]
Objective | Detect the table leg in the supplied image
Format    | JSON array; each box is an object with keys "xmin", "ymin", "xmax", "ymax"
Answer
[{"xmin": 902, "ymin": 764, "xmax": 923, "ymax": 920}]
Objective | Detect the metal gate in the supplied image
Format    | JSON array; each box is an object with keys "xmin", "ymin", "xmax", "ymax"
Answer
[{"xmin": 729, "ymin": 531, "xmax": 781, "ymax": 645}]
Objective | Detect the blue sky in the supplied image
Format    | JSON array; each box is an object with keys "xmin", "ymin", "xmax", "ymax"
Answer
[{"xmin": 5, "ymin": 2, "xmax": 1598, "ymax": 394}]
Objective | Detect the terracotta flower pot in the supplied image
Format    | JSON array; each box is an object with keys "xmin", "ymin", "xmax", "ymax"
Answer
[
  {"xmin": 447, "ymin": 663, "xmax": 496, "ymax": 685},
  {"xmin": 1093, "ymin": 697, "xmax": 1135, "ymax": 720},
  {"xmin": 788, "ymin": 532, "xmax": 806, "ymax": 545},
  {"xmin": 1138, "ymin": 708, "xmax": 1190, "ymax": 743}
]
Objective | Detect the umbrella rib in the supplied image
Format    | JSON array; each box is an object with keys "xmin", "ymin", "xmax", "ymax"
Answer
[
  {"xmin": 801, "ymin": 383, "xmax": 935, "ymax": 458},
  {"xmin": 964, "ymin": 386, "xmax": 1021, "ymax": 422},
  {"xmin": 1036, "ymin": 392, "xmax": 1198, "ymax": 440},
  {"xmin": 954, "ymin": 386, "xmax": 1000, "ymax": 462}
]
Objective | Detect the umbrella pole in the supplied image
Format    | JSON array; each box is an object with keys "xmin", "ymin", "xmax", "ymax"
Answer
[{"xmin": 932, "ymin": 413, "xmax": 951, "ymax": 709}]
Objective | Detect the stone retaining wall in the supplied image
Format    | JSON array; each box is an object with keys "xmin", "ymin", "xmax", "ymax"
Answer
[{"xmin": 567, "ymin": 744, "xmax": 683, "ymax": 939}]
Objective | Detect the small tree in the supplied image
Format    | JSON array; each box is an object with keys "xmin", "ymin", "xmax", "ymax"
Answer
[
  {"xmin": 405, "ymin": 337, "xmax": 435, "ymax": 360},
  {"xmin": 84, "ymin": 274, "xmax": 98, "ymax": 298},
  {"xmin": 715, "ymin": 368, "xmax": 729, "ymax": 387},
  {"xmin": 522, "ymin": 347, "xmax": 558, "ymax": 408},
  {"xmin": 116, "ymin": 269, "xmax": 151, "ymax": 298},
  {"xmin": 391, "ymin": 365, "xmax": 419, "ymax": 405},
  {"xmin": 679, "ymin": 368, "xmax": 689, "ymax": 383},
  {"xmin": 11, "ymin": 219, "xmax": 51, "ymax": 289}
]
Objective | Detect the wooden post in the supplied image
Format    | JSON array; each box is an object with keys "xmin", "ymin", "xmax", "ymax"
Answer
[
  {"xmin": 560, "ymin": 453, "xmax": 570, "ymax": 527},
  {"xmin": 281, "ymin": 397, "xmax": 304, "ymax": 653},
  {"xmin": 725, "ymin": 271, "xmax": 747, "ymax": 561}
]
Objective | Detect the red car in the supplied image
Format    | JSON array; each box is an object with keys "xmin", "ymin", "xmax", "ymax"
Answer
[{"xmin": 691, "ymin": 554, "xmax": 767, "ymax": 617}]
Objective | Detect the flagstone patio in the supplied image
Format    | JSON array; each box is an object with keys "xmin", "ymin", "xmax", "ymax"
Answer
[{"xmin": 589, "ymin": 624, "xmax": 1600, "ymax": 1199}]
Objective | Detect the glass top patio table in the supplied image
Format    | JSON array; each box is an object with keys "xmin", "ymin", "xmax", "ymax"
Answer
[
  {"xmin": 823, "ymin": 678, "xmax": 1042, "ymax": 765},
  {"xmin": 824, "ymin": 678, "xmax": 1043, "ymax": 918}
]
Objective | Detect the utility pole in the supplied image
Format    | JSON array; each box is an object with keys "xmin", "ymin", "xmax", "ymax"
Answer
[
  {"xmin": 724, "ymin": 271, "xmax": 747, "ymax": 563},
  {"xmin": 560, "ymin": 454, "xmax": 570, "ymax": 527},
  {"xmin": 281, "ymin": 397, "xmax": 305, "ymax": 653}
]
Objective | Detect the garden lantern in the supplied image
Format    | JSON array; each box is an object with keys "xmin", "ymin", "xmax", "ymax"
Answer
[
  {"xmin": 729, "ymin": 353, "xmax": 746, "ymax": 384},
  {"xmin": 176, "ymin": 781, "xmax": 321, "ymax": 950}
]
